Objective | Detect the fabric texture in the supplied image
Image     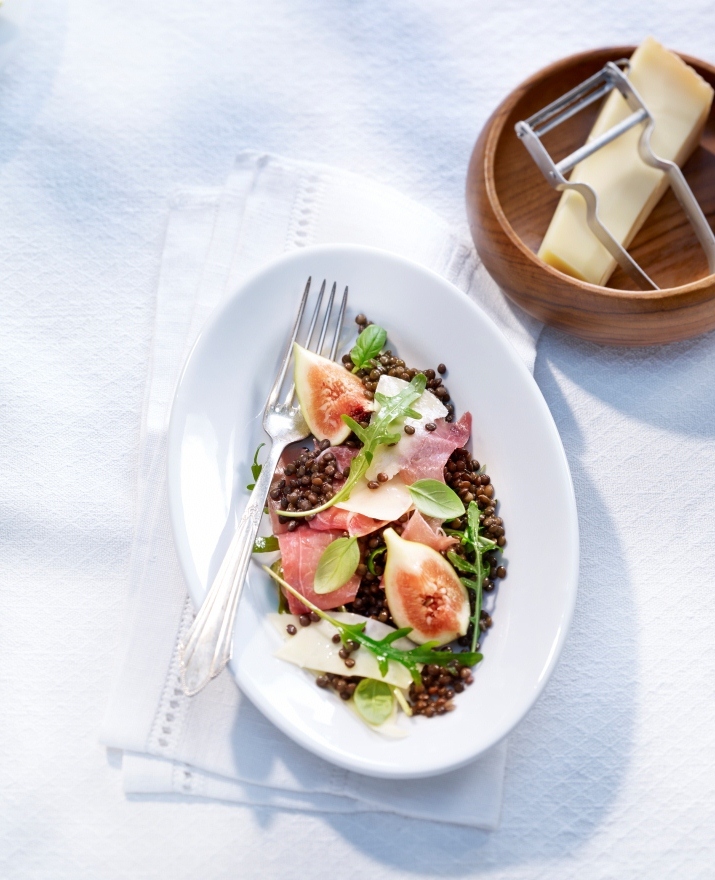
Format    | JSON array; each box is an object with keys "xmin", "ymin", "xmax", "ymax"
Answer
[
  {"xmin": 99, "ymin": 152, "xmax": 541, "ymax": 829},
  {"xmin": 3, "ymin": 1, "xmax": 715, "ymax": 876}
]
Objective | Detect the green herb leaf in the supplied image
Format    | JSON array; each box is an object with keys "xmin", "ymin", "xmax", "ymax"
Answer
[
  {"xmin": 246, "ymin": 442, "xmax": 266, "ymax": 490},
  {"xmin": 353, "ymin": 678, "xmax": 394, "ymax": 725},
  {"xmin": 447, "ymin": 550, "xmax": 479, "ymax": 575},
  {"xmin": 281, "ymin": 373, "xmax": 428, "ymax": 519},
  {"xmin": 350, "ymin": 324, "xmax": 387, "ymax": 371},
  {"xmin": 313, "ymin": 536, "xmax": 360, "ymax": 594},
  {"xmin": 263, "ymin": 564, "xmax": 482, "ymax": 684},
  {"xmin": 408, "ymin": 479, "xmax": 465, "ymax": 519},
  {"xmin": 366, "ymin": 545, "xmax": 386, "ymax": 575},
  {"xmin": 252, "ymin": 535, "xmax": 279, "ymax": 553},
  {"xmin": 270, "ymin": 559, "xmax": 289, "ymax": 614},
  {"xmin": 445, "ymin": 500, "xmax": 498, "ymax": 652}
]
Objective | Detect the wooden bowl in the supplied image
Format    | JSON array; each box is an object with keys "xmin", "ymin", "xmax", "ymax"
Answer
[{"xmin": 466, "ymin": 46, "xmax": 715, "ymax": 345}]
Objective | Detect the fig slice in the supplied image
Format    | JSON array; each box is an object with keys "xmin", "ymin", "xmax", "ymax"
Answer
[
  {"xmin": 293, "ymin": 343, "xmax": 374, "ymax": 445},
  {"xmin": 383, "ymin": 528, "xmax": 470, "ymax": 646}
]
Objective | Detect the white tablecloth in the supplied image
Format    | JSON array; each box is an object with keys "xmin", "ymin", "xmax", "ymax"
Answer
[{"xmin": 1, "ymin": 1, "xmax": 714, "ymax": 877}]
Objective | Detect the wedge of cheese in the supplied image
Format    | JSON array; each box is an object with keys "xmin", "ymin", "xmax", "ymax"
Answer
[{"xmin": 538, "ymin": 37, "xmax": 713, "ymax": 286}]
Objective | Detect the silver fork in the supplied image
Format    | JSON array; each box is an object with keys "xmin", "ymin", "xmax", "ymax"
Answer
[{"xmin": 179, "ymin": 277, "xmax": 349, "ymax": 696}]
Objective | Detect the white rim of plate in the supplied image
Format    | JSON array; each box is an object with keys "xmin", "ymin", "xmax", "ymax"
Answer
[{"xmin": 167, "ymin": 243, "xmax": 579, "ymax": 778}]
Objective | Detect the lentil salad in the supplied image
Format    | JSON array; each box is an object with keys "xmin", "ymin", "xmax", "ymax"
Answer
[{"xmin": 256, "ymin": 313, "xmax": 507, "ymax": 732}]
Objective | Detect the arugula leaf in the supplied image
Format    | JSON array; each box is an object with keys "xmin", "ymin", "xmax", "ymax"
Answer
[
  {"xmin": 447, "ymin": 550, "xmax": 479, "ymax": 576},
  {"xmin": 446, "ymin": 501, "xmax": 497, "ymax": 652},
  {"xmin": 281, "ymin": 373, "xmax": 428, "ymax": 519},
  {"xmin": 353, "ymin": 679, "xmax": 394, "ymax": 725},
  {"xmin": 246, "ymin": 442, "xmax": 266, "ymax": 490},
  {"xmin": 462, "ymin": 575, "xmax": 482, "ymax": 653},
  {"xmin": 366, "ymin": 545, "xmax": 386, "ymax": 575},
  {"xmin": 314, "ymin": 536, "xmax": 360, "ymax": 594},
  {"xmin": 263, "ymin": 564, "xmax": 481, "ymax": 684},
  {"xmin": 270, "ymin": 559, "xmax": 289, "ymax": 614},
  {"xmin": 408, "ymin": 479, "xmax": 465, "ymax": 520},
  {"xmin": 350, "ymin": 324, "xmax": 387, "ymax": 371},
  {"xmin": 252, "ymin": 535, "xmax": 279, "ymax": 553}
]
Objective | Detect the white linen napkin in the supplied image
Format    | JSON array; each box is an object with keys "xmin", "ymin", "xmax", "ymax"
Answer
[{"xmin": 100, "ymin": 151, "xmax": 542, "ymax": 829}]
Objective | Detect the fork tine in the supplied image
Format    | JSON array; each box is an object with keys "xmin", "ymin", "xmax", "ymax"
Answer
[
  {"xmin": 282, "ymin": 280, "xmax": 345, "ymax": 407},
  {"xmin": 266, "ymin": 277, "xmax": 311, "ymax": 410},
  {"xmin": 328, "ymin": 286, "xmax": 348, "ymax": 361},
  {"xmin": 281, "ymin": 279, "xmax": 326, "ymax": 407},
  {"xmin": 315, "ymin": 282, "xmax": 337, "ymax": 356},
  {"xmin": 302, "ymin": 279, "xmax": 326, "ymax": 351}
]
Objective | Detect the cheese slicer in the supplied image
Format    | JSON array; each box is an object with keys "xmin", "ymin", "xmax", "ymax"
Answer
[{"xmin": 515, "ymin": 60, "xmax": 715, "ymax": 291}]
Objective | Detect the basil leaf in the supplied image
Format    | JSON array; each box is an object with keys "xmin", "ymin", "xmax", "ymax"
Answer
[
  {"xmin": 350, "ymin": 324, "xmax": 387, "ymax": 371},
  {"xmin": 252, "ymin": 535, "xmax": 279, "ymax": 553},
  {"xmin": 353, "ymin": 678, "xmax": 394, "ymax": 726},
  {"xmin": 246, "ymin": 442, "xmax": 266, "ymax": 490},
  {"xmin": 408, "ymin": 479, "xmax": 465, "ymax": 519},
  {"xmin": 313, "ymin": 536, "xmax": 360, "ymax": 594}
]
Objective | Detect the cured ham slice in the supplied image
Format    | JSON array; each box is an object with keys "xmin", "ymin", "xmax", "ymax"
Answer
[
  {"xmin": 400, "ymin": 510, "xmax": 458, "ymax": 552},
  {"xmin": 277, "ymin": 527, "xmax": 361, "ymax": 614},
  {"xmin": 394, "ymin": 413, "xmax": 472, "ymax": 485},
  {"xmin": 397, "ymin": 434, "xmax": 458, "ymax": 485},
  {"xmin": 309, "ymin": 507, "xmax": 388, "ymax": 537},
  {"xmin": 433, "ymin": 413, "xmax": 471, "ymax": 448},
  {"xmin": 318, "ymin": 445, "xmax": 358, "ymax": 474},
  {"xmin": 369, "ymin": 412, "xmax": 472, "ymax": 485}
]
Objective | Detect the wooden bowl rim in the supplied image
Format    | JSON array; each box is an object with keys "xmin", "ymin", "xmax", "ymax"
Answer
[{"xmin": 482, "ymin": 44, "xmax": 715, "ymax": 302}]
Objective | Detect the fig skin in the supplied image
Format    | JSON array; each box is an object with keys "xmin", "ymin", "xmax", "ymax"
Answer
[
  {"xmin": 293, "ymin": 343, "xmax": 374, "ymax": 445},
  {"xmin": 383, "ymin": 528, "xmax": 470, "ymax": 646}
]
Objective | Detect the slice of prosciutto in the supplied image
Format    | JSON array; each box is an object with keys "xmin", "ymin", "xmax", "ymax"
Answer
[
  {"xmin": 400, "ymin": 510, "xmax": 458, "ymax": 552},
  {"xmin": 277, "ymin": 527, "xmax": 361, "ymax": 614},
  {"xmin": 309, "ymin": 507, "xmax": 388, "ymax": 537},
  {"xmin": 318, "ymin": 445, "xmax": 359, "ymax": 473},
  {"xmin": 367, "ymin": 412, "xmax": 472, "ymax": 485}
]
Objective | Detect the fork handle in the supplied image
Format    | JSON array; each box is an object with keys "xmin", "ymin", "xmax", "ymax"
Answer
[{"xmin": 179, "ymin": 440, "xmax": 286, "ymax": 696}]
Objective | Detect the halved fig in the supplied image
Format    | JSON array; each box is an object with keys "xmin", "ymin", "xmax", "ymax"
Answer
[
  {"xmin": 383, "ymin": 528, "xmax": 469, "ymax": 646},
  {"xmin": 293, "ymin": 343, "xmax": 374, "ymax": 445}
]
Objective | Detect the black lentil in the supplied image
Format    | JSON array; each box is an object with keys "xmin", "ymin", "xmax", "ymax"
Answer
[
  {"xmin": 271, "ymin": 443, "xmax": 351, "ymax": 517},
  {"xmin": 408, "ymin": 659, "xmax": 471, "ymax": 715},
  {"xmin": 316, "ymin": 672, "xmax": 361, "ymax": 700}
]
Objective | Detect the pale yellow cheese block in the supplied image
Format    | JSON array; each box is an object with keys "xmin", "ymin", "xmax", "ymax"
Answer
[{"xmin": 538, "ymin": 37, "xmax": 714, "ymax": 286}]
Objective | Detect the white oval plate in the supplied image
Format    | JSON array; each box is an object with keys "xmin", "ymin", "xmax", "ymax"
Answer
[{"xmin": 167, "ymin": 244, "xmax": 578, "ymax": 779}]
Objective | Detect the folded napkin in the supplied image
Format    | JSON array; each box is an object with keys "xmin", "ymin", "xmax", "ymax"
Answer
[{"xmin": 100, "ymin": 151, "xmax": 542, "ymax": 829}]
